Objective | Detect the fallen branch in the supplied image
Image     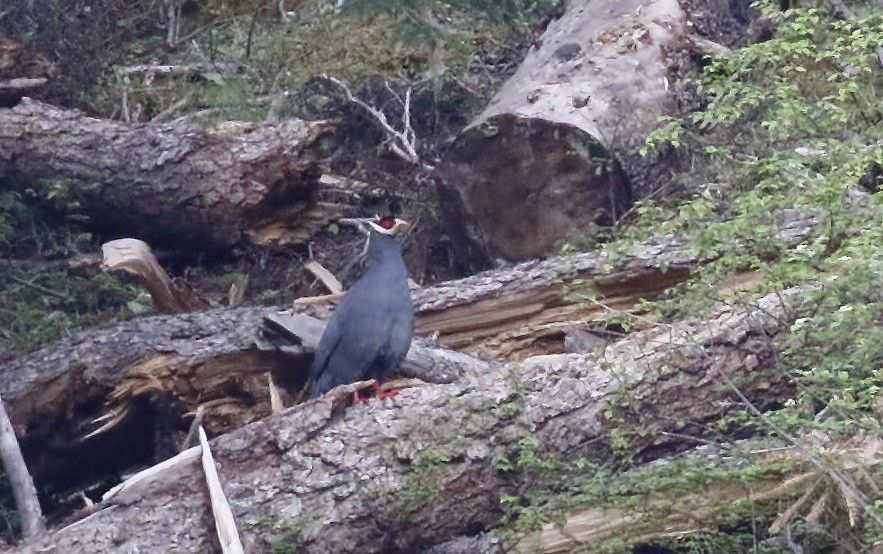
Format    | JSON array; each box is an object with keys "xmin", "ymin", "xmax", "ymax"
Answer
[{"xmin": 0, "ymin": 393, "xmax": 43, "ymax": 539}]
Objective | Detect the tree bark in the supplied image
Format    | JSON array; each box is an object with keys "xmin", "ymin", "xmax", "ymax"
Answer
[
  {"xmin": 0, "ymin": 210, "xmax": 815, "ymax": 498},
  {"xmin": 6, "ymin": 288, "xmax": 798, "ymax": 553},
  {"xmin": 0, "ymin": 305, "xmax": 492, "ymax": 496},
  {"xmin": 439, "ymin": 0, "xmax": 757, "ymax": 264},
  {"xmin": 0, "ymin": 98, "xmax": 370, "ymax": 250}
]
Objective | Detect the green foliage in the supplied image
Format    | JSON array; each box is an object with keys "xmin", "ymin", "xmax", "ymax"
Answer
[
  {"xmin": 494, "ymin": 452, "xmax": 797, "ymax": 550},
  {"xmin": 773, "ymin": 224, "xmax": 883, "ymax": 433},
  {"xmin": 0, "ymin": 191, "xmax": 24, "ymax": 245},
  {"xmin": 655, "ymin": 531, "xmax": 790, "ymax": 554},
  {"xmin": 630, "ymin": 1, "xmax": 882, "ymax": 320},
  {"xmin": 85, "ymin": 0, "xmax": 560, "ymax": 123},
  {"xmin": 541, "ymin": 3, "xmax": 883, "ymax": 549},
  {"xmin": 0, "ymin": 269, "xmax": 140, "ymax": 354},
  {"xmin": 634, "ymin": 2, "xmax": 883, "ymax": 434},
  {"xmin": 341, "ymin": 0, "xmax": 558, "ymax": 44},
  {"xmin": 0, "ymin": 178, "xmax": 139, "ymax": 354}
]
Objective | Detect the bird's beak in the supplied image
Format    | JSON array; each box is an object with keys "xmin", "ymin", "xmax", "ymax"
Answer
[{"xmin": 362, "ymin": 217, "xmax": 410, "ymax": 236}]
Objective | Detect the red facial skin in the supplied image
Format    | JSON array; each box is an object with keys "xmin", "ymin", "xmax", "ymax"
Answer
[{"xmin": 377, "ymin": 216, "xmax": 397, "ymax": 230}]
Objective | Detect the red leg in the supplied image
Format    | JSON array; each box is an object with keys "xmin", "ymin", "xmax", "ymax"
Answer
[
  {"xmin": 352, "ymin": 389, "xmax": 369, "ymax": 405},
  {"xmin": 374, "ymin": 382, "xmax": 399, "ymax": 400}
]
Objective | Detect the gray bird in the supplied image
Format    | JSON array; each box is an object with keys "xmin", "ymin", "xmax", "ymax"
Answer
[{"xmin": 307, "ymin": 216, "xmax": 414, "ymax": 399}]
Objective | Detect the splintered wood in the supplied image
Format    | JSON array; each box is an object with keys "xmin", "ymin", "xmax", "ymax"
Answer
[{"xmin": 102, "ymin": 238, "xmax": 210, "ymax": 313}]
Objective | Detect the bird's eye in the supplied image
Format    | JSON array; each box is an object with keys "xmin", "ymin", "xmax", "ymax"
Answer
[{"xmin": 377, "ymin": 216, "xmax": 397, "ymax": 229}]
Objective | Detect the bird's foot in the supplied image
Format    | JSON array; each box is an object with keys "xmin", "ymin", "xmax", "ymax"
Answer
[
  {"xmin": 373, "ymin": 381, "xmax": 399, "ymax": 401},
  {"xmin": 352, "ymin": 389, "xmax": 371, "ymax": 405}
]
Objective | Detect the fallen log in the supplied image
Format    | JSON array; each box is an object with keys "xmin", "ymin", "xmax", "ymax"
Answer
[
  {"xmin": 7, "ymin": 288, "xmax": 799, "ymax": 553},
  {"xmin": 0, "ymin": 98, "xmax": 374, "ymax": 250},
  {"xmin": 413, "ymin": 209, "xmax": 816, "ymax": 358},
  {"xmin": 0, "ymin": 305, "xmax": 492, "ymax": 497},
  {"xmin": 439, "ymin": 0, "xmax": 758, "ymax": 263},
  {"xmin": 0, "ymin": 209, "xmax": 815, "ymax": 499}
]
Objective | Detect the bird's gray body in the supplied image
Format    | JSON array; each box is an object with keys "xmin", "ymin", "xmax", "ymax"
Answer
[{"xmin": 308, "ymin": 232, "xmax": 414, "ymax": 398}]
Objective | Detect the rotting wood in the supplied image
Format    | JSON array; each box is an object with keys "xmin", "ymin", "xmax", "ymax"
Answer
[{"xmin": 5, "ymin": 289, "xmax": 801, "ymax": 553}]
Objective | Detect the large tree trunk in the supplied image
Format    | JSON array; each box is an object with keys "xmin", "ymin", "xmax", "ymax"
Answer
[
  {"xmin": 439, "ymin": 0, "xmax": 757, "ymax": 264},
  {"xmin": 0, "ymin": 98, "xmax": 365, "ymax": 250},
  {"xmin": 7, "ymin": 287, "xmax": 798, "ymax": 553}
]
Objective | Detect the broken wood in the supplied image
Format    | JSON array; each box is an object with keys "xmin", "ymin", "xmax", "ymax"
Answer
[
  {"xmin": 5, "ymin": 288, "xmax": 800, "ymax": 553},
  {"xmin": 303, "ymin": 260, "xmax": 343, "ymax": 294},
  {"xmin": 0, "ymin": 305, "xmax": 494, "ymax": 497},
  {"xmin": 101, "ymin": 238, "xmax": 210, "ymax": 313},
  {"xmin": 199, "ymin": 426, "xmax": 244, "ymax": 554},
  {"xmin": 411, "ymin": 209, "xmax": 816, "ymax": 358}
]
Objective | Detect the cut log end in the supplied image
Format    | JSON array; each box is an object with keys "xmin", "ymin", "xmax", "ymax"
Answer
[{"xmin": 441, "ymin": 114, "xmax": 632, "ymax": 262}]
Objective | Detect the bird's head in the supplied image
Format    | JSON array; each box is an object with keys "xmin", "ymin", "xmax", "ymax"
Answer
[{"xmin": 364, "ymin": 216, "xmax": 410, "ymax": 237}]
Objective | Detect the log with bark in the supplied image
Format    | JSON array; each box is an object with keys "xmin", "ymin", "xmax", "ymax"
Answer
[
  {"xmin": 0, "ymin": 209, "xmax": 816, "ymax": 501},
  {"xmin": 5, "ymin": 287, "xmax": 801, "ymax": 553},
  {"xmin": 0, "ymin": 98, "xmax": 381, "ymax": 250},
  {"xmin": 0, "ymin": 304, "xmax": 492, "ymax": 497},
  {"xmin": 439, "ymin": 0, "xmax": 759, "ymax": 264}
]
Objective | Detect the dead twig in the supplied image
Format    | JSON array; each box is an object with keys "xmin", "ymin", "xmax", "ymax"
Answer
[
  {"xmin": 304, "ymin": 260, "xmax": 343, "ymax": 294},
  {"xmin": 319, "ymin": 74, "xmax": 434, "ymax": 170},
  {"xmin": 181, "ymin": 405, "xmax": 205, "ymax": 450}
]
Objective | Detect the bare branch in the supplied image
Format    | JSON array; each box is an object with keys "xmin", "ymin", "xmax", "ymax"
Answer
[
  {"xmin": 320, "ymin": 74, "xmax": 434, "ymax": 169},
  {"xmin": 0, "ymin": 393, "xmax": 43, "ymax": 539}
]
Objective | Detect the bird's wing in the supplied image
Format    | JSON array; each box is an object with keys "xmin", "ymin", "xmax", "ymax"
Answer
[
  {"xmin": 386, "ymin": 311, "xmax": 414, "ymax": 366},
  {"xmin": 306, "ymin": 306, "xmax": 345, "ymax": 385}
]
